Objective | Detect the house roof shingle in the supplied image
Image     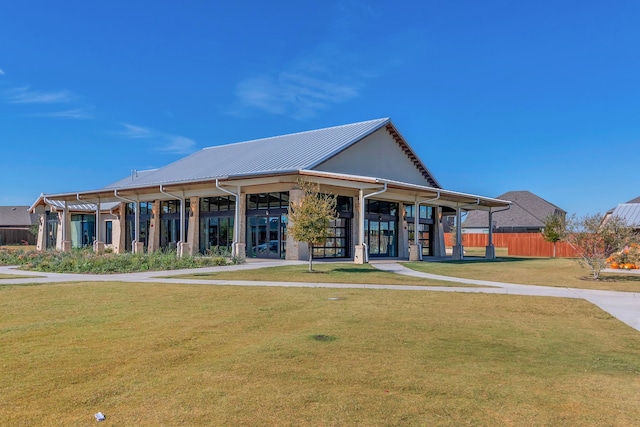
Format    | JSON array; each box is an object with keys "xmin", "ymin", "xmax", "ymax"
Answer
[
  {"xmin": 462, "ymin": 190, "xmax": 565, "ymax": 230},
  {"xmin": 0, "ymin": 206, "xmax": 37, "ymax": 227}
]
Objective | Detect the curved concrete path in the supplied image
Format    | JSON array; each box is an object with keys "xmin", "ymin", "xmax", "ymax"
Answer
[{"xmin": 1, "ymin": 261, "xmax": 639, "ymax": 333}]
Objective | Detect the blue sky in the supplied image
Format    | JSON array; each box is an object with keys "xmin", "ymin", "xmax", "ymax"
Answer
[{"xmin": 1, "ymin": 0, "xmax": 639, "ymax": 216}]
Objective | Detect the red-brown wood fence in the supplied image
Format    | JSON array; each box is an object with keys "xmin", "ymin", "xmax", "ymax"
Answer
[{"xmin": 444, "ymin": 233, "xmax": 578, "ymax": 257}]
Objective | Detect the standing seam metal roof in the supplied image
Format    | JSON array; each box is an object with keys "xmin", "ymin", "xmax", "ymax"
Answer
[
  {"xmin": 103, "ymin": 118, "xmax": 391, "ymax": 189},
  {"xmin": 611, "ymin": 204, "xmax": 640, "ymax": 227}
]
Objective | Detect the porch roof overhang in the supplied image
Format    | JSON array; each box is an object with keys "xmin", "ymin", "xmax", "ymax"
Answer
[{"xmin": 30, "ymin": 169, "xmax": 510, "ymax": 213}]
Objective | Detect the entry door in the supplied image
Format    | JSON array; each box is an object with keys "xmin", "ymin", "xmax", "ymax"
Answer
[
  {"xmin": 367, "ymin": 219, "xmax": 397, "ymax": 257},
  {"xmin": 248, "ymin": 215, "xmax": 282, "ymax": 258}
]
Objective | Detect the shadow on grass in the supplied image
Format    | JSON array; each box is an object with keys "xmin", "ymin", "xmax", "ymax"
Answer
[
  {"xmin": 331, "ymin": 267, "xmax": 380, "ymax": 274},
  {"xmin": 436, "ymin": 257, "xmax": 535, "ymax": 264},
  {"xmin": 597, "ymin": 274, "xmax": 640, "ymax": 283}
]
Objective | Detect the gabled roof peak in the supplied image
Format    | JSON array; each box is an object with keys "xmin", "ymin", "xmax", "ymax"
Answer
[{"xmin": 201, "ymin": 117, "xmax": 390, "ymax": 151}]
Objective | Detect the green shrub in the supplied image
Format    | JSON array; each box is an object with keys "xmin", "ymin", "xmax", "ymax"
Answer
[{"xmin": 0, "ymin": 247, "xmax": 243, "ymax": 274}]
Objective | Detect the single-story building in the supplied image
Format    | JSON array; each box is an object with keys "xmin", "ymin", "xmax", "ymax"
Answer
[
  {"xmin": 462, "ymin": 190, "xmax": 565, "ymax": 234},
  {"xmin": 0, "ymin": 206, "xmax": 38, "ymax": 245},
  {"xmin": 30, "ymin": 118, "xmax": 510, "ymax": 262}
]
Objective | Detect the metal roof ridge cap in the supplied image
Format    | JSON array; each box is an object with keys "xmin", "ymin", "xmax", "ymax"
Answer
[{"xmin": 201, "ymin": 117, "xmax": 390, "ymax": 150}]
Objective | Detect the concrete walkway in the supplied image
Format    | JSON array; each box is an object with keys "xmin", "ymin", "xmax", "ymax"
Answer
[{"xmin": 1, "ymin": 260, "xmax": 639, "ymax": 333}]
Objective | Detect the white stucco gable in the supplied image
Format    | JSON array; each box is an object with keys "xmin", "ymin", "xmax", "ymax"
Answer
[{"xmin": 312, "ymin": 127, "xmax": 439, "ymax": 187}]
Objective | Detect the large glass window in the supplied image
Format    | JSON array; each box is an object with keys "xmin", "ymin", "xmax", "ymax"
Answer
[
  {"xmin": 105, "ymin": 221, "xmax": 113, "ymax": 245},
  {"xmin": 125, "ymin": 202, "xmax": 153, "ymax": 251},
  {"xmin": 365, "ymin": 200, "xmax": 398, "ymax": 257},
  {"xmin": 312, "ymin": 196, "xmax": 353, "ymax": 259},
  {"xmin": 45, "ymin": 212, "xmax": 58, "ymax": 249},
  {"xmin": 246, "ymin": 192, "xmax": 289, "ymax": 259},
  {"xmin": 199, "ymin": 217, "xmax": 234, "ymax": 254},
  {"xmin": 405, "ymin": 203, "xmax": 434, "ymax": 256},
  {"xmin": 70, "ymin": 214, "xmax": 96, "ymax": 248},
  {"xmin": 160, "ymin": 200, "xmax": 190, "ymax": 250}
]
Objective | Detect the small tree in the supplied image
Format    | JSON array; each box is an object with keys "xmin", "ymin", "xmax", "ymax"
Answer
[
  {"xmin": 541, "ymin": 213, "xmax": 567, "ymax": 257},
  {"xmin": 287, "ymin": 180, "xmax": 337, "ymax": 272},
  {"xmin": 566, "ymin": 213, "xmax": 637, "ymax": 279}
]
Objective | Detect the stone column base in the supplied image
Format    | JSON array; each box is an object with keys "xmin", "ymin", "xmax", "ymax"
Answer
[
  {"xmin": 134, "ymin": 241, "xmax": 145, "ymax": 254},
  {"xmin": 93, "ymin": 241, "xmax": 105, "ymax": 254},
  {"xmin": 409, "ymin": 243, "xmax": 422, "ymax": 261},
  {"xmin": 233, "ymin": 242, "xmax": 246, "ymax": 260},
  {"xmin": 452, "ymin": 244, "xmax": 464, "ymax": 260},
  {"xmin": 354, "ymin": 245, "xmax": 367, "ymax": 264},
  {"xmin": 178, "ymin": 242, "xmax": 190, "ymax": 258},
  {"xmin": 61, "ymin": 240, "xmax": 72, "ymax": 253},
  {"xmin": 485, "ymin": 245, "xmax": 496, "ymax": 259}
]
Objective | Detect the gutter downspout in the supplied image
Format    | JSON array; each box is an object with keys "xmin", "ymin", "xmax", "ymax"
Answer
[
  {"xmin": 114, "ymin": 190, "xmax": 140, "ymax": 252},
  {"xmin": 359, "ymin": 182, "xmax": 388, "ymax": 263},
  {"xmin": 414, "ymin": 192, "xmax": 441, "ymax": 261},
  {"xmin": 160, "ymin": 185, "xmax": 185, "ymax": 252},
  {"xmin": 216, "ymin": 179, "xmax": 240, "ymax": 257}
]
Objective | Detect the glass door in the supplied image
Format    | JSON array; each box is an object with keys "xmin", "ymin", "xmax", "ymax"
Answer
[{"xmin": 247, "ymin": 215, "xmax": 284, "ymax": 259}]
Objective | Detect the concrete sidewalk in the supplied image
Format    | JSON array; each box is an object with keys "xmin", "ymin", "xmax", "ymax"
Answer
[{"xmin": 1, "ymin": 260, "xmax": 639, "ymax": 333}]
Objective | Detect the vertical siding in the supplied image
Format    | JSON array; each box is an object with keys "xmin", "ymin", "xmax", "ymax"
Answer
[{"xmin": 444, "ymin": 233, "xmax": 578, "ymax": 257}]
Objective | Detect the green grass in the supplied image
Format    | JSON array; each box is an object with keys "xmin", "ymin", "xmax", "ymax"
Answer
[
  {"xmin": 0, "ymin": 274, "xmax": 42, "ymax": 280},
  {"xmin": 1, "ymin": 282, "xmax": 639, "ymax": 425},
  {"xmin": 171, "ymin": 262, "xmax": 484, "ymax": 287},
  {"xmin": 405, "ymin": 257, "xmax": 640, "ymax": 292}
]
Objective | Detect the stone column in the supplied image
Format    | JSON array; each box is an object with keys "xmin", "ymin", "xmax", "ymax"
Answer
[
  {"xmin": 36, "ymin": 213, "xmax": 46, "ymax": 251},
  {"xmin": 187, "ymin": 196, "xmax": 199, "ymax": 256},
  {"xmin": 432, "ymin": 207, "xmax": 446, "ymax": 257},
  {"xmin": 116, "ymin": 203, "xmax": 127, "ymax": 254},
  {"xmin": 147, "ymin": 200, "xmax": 161, "ymax": 253},
  {"xmin": 485, "ymin": 209, "xmax": 496, "ymax": 259}
]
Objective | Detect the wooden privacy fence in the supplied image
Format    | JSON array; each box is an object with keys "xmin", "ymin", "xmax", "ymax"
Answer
[
  {"xmin": 444, "ymin": 233, "xmax": 578, "ymax": 258},
  {"xmin": 0, "ymin": 229, "xmax": 35, "ymax": 246}
]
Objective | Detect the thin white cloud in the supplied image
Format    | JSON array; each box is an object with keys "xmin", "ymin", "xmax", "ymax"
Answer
[
  {"xmin": 118, "ymin": 123, "xmax": 196, "ymax": 155},
  {"xmin": 231, "ymin": 1, "xmax": 420, "ymax": 120},
  {"xmin": 33, "ymin": 107, "xmax": 94, "ymax": 120},
  {"xmin": 158, "ymin": 135, "xmax": 197, "ymax": 155},
  {"xmin": 120, "ymin": 123, "xmax": 154, "ymax": 139},
  {"xmin": 235, "ymin": 68, "xmax": 361, "ymax": 120},
  {"xmin": 6, "ymin": 86, "xmax": 75, "ymax": 104},
  {"xmin": 0, "ymin": 68, "xmax": 5, "ymax": 76}
]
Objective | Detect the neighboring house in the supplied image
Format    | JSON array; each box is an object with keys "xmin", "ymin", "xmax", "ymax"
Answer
[
  {"xmin": 605, "ymin": 196, "xmax": 640, "ymax": 231},
  {"xmin": 30, "ymin": 118, "xmax": 510, "ymax": 262},
  {"xmin": 462, "ymin": 190, "xmax": 565, "ymax": 233},
  {"xmin": 0, "ymin": 206, "xmax": 38, "ymax": 245}
]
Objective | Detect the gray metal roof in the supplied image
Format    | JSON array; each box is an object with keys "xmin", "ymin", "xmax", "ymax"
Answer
[
  {"xmin": 0, "ymin": 206, "xmax": 37, "ymax": 227},
  {"xmin": 103, "ymin": 118, "xmax": 391, "ymax": 189},
  {"xmin": 611, "ymin": 203, "xmax": 640, "ymax": 228},
  {"xmin": 105, "ymin": 169, "xmax": 158, "ymax": 189},
  {"xmin": 462, "ymin": 190, "xmax": 565, "ymax": 229}
]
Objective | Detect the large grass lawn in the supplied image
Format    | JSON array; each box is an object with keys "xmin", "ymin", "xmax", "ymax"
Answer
[
  {"xmin": 406, "ymin": 257, "xmax": 640, "ymax": 292},
  {"xmin": 171, "ymin": 262, "xmax": 483, "ymax": 287},
  {"xmin": 1, "ymin": 282, "xmax": 639, "ymax": 425}
]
